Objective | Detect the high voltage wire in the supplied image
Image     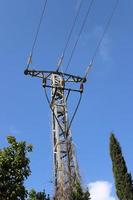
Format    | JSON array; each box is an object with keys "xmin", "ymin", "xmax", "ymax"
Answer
[
  {"xmin": 65, "ymin": 0, "xmax": 95, "ymax": 73},
  {"xmin": 24, "ymin": 1, "xmax": 120, "ymax": 198},
  {"xmin": 84, "ymin": 0, "xmax": 119, "ymax": 81},
  {"xmin": 64, "ymin": 0, "xmax": 120, "ymax": 137},
  {"xmin": 31, "ymin": 0, "xmax": 48, "ymax": 55},
  {"xmin": 26, "ymin": 0, "xmax": 48, "ymax": 69},
  {"xmin": 57, "ymin": 0, "xmax": 84, "ymax": 71},
  {"xmin": 26, "ymin": 0, "xmax": 119, "ymax": 78},
  {"xmin": 90, "ymin": 0, "xmax": 119, "ymax": 65}
]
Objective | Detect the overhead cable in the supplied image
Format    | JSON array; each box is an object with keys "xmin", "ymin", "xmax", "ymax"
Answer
[
  {"xmin": 26, "ymin": 0, "xmax": 48, "ymax": 69},
  {"xmin": 90, "ymin": 0, "xmax": 119, "ymax": 65},
  {"xmin": 66, "ymin": 92, "xmax": 83, "ymax": 136},
  {"xmin": 57, "ymin": 0, "xmax": 84, "ymax": 71},
  {"xmin": 65, "ymin": 0, "xmax": 95, "ymax": 73}
]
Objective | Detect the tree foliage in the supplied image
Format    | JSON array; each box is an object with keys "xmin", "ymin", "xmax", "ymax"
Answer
[
  {"xmin": 0, "ymin": 136, "xmax": 32, "ymax": 200},
  {"xmin": 28, "ymin": 189, "xmax": 50, "ymax": 200},
  {"xmin": 110, "ymin": 133, "xmax": 133, "ymax": 200},
  {"xmin": 70, "ymin": 183, "xmax": 91, "ymax": 200},
  {"xmin": 0, "ymin": 136, "xmax": 90, "ymax": 200}
]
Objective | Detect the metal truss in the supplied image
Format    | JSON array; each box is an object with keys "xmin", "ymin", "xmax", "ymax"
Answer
[{"xmin": 24, "ymin": 69, "xmax": 85, "ymax": 200}]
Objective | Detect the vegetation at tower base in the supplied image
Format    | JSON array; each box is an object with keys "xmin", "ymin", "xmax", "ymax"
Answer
[
  {"xmin": 110, "ymin": 133, "xmax": 133, "ymax": 200},
  {"xmin": 28, "ymin": 189, "xmax": 50, "ymax": 200},
  {"xmin": 0, "ymin": 136, "xmax": 50, "ymax": 200},
  {"xmin": 0, "ymin": 136, "xmax": 32, "ymax": 200},
  {"xmin": 70, "ymin": 183, "xmax": 91, "ymax": 200},
  {"xmin": 0, "ymin": 135, "xmax": 90, "ymax": 200}
]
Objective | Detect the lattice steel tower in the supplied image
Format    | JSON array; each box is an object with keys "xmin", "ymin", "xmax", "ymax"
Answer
[{"xmin": 24, "ymin": 68, "xmax": 88, "ymax": 200}]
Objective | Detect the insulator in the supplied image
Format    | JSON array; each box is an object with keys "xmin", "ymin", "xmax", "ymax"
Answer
[
  {"xmin": 42, "ymin": 78, "xmax": 46, "ymax": 88},
  {"xmin": 80, "ymin": 83, "xmax": 84, "ymax": 93}
]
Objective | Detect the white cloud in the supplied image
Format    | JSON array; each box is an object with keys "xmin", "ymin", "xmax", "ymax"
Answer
[
  {"xmin": 88, "ymin": 181, "xmax": 116, "ymax": 200},
  {"xmin": 99, "ymin": 37, "xmax": 111, "ymax": 62},
  {"xmin": 92, "ymin": 25, "xmax": 112, "ymax": 63},
  {"xmin": 78, "ymin": 24, "xmax": 112, "ymax": 63}
]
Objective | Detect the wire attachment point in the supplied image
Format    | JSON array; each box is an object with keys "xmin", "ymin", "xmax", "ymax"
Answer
[
  {"xmin": 84, "ymin": 62, "xmax": 93, "ymax": 79},
  {"xmin": 26, "ymin": 52, "xmax": 32, "ymax": 70},
  {"xmin": 24, "ymin": 68, "xmax": 29, "ymax": 75},
  {"xmin": 80, "ymin": 82, "xmax": 84, "ymax": 93},
  {"xmin": 42, "ymin": 78, "xmax": 47, "ymax": 88},
  {"xmin": 28, "ymin": 53, "xmax": 32, "ymax": 65},
  {"xmin": 57, "ymin": 53, "xmax": 64, "ymax": 71}
]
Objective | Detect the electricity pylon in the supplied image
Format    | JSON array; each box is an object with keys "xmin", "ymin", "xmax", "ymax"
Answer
[{"xmin": 24, "ymin": 68, "xmax": 86, "ymax": 200}]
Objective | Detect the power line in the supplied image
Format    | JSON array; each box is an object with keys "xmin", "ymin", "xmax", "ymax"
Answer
[
  {"xmin": 90, "ymin": 0, "xmax": 119, "ymax": 65},
  {"xmin": 66, "ymin": 92, "xmax": 83, "ymax": 136},
  {"xmin": 26, "ymin": 0, "xmax": 48, "ymax": 69},
  {"xmin": 57, "ymin": 0, "xmax": 84, "ymax": 71},
  {"xmin": 65, "ymin": 0, "xmax": 95, "ymax": 73}
]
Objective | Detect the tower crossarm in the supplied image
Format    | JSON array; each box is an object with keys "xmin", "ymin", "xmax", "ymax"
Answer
[{"xmin": 24, "ymin": 69, "xmax": 86, "ymax": 93}]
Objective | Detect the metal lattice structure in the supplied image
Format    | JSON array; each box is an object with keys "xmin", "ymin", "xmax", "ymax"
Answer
[{"xmin": 24, "ymin": 69, "xmax": 86, "ymax": 200}]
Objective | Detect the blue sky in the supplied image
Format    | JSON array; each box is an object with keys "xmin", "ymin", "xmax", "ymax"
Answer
[{"xmin": 0, "ymin": 0, "xmax": 133, "ymax": 199}]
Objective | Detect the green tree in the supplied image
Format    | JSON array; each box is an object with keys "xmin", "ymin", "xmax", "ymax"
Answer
[
  {"xmin": 28, "ymin": 189, "xmax": 50, "ymax": 200},
  {"xmin": 28, "ymin": 189, "xmax": 37, "ymax": 200},
  {"xmin": 83, "ymin": 189, "xmax": 91, "ymax": 200},
  {"xmin": 110, "ymin": 133, "xmax": 133, "ymax": 200},
  {"xmin": 0, "ymin": 136, "xmax": 32, "ymax": 200},
  {"xmin": 70, "ymin": 183, "xmax": 91, "ymax": 200}
]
